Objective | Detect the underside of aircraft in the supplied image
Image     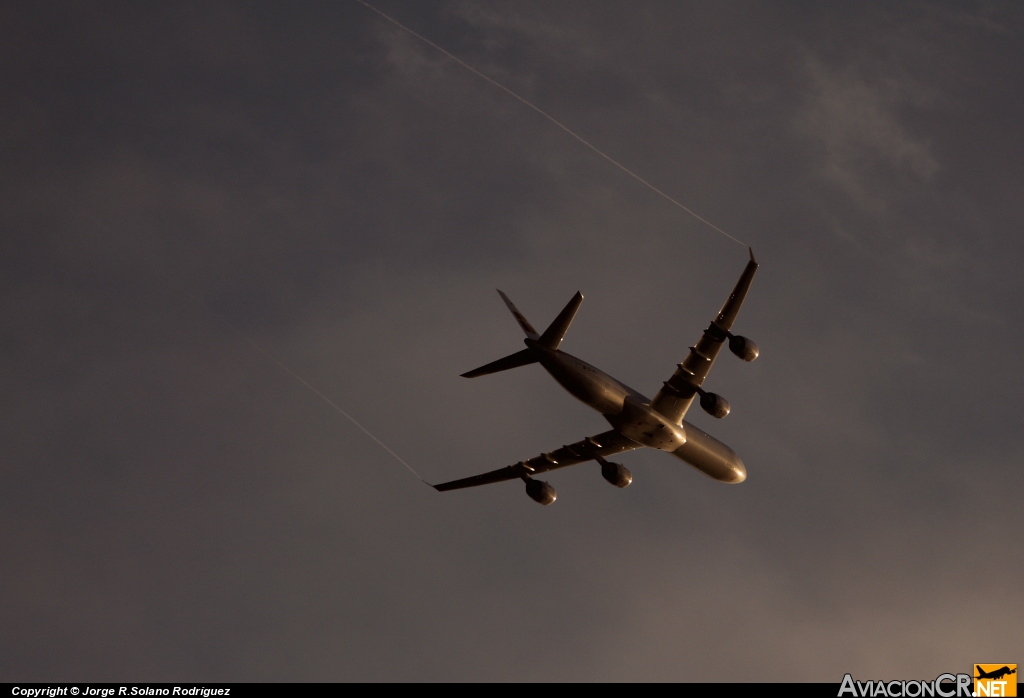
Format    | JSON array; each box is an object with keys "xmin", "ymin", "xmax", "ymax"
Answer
[{"xmin": 432, "ymin": 250, "xmax": 760, "ymax": 504}]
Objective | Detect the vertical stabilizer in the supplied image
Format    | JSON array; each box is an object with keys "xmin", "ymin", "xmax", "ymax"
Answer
[{"xmin": 497, "ymin": 290, "xmax": 539, "ymax": 340}]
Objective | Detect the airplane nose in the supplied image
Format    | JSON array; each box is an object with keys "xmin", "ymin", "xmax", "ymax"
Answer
[{"xmin": 729, "ymin": 457, "xmax": 747, "ymax": 483}]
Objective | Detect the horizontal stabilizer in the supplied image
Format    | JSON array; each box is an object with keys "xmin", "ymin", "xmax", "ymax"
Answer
[
  {"xmin": 461, "ymin": 348, "xmax": 537, "ymax": 378},
  {"xmin": 538, "ymin": 291, "xmax": 583, "ymax": 350}
]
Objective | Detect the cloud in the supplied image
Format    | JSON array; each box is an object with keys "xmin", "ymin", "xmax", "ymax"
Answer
[{"xmin": 798, "ymin": 55, "xmax": 939, "ymax": 212}]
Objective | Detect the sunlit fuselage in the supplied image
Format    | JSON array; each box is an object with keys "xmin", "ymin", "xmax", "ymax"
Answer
[{"xmin": 526, "ymin": 338, "xmax": 746, "ymax": 483}]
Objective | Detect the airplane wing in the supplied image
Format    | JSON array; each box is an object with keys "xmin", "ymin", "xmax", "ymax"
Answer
[
  {"xmin": 432, "ymin": 430, "xmax": 640, "ymax": 491},
  {"xmin": 650, "ymin": 249, "xmax": 759, "ymax": 425}
]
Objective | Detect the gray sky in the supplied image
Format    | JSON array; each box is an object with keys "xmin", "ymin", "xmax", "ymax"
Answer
[{"xmin": 2, "ymin": 0, "xmax": 1022, "ymax": 682}]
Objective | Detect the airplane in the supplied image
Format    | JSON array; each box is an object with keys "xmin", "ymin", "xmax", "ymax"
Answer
[
  {"xmin": 975, "ymin": 666, "xmax": 1017, "ymax": 681},
  {"xmin": 432, "ymin": 250, "xmax": 760, "ymax": 505}
]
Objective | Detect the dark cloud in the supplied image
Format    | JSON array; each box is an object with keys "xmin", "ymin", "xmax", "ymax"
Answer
[{"xmin": 2, "ymin": 0, "xmax": 1022, "ymax": 681}]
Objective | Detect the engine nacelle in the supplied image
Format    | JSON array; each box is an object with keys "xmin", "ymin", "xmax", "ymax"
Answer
[
  {"xmin": 524, "ymin": 478, "xmax": 557, "ymax": 505},
  {"xmin": 728, "ymin": 335, "xmax": 759, "ymax": 362},
  {"xmin": 600, "ymin": 460, "xmax": 633, "ymax": 488},
  {"xmin": 699, "ymin": 391, "xmax": 731, "ymax": 419}
]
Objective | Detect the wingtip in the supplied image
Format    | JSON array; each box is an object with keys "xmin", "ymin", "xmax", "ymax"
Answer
[{"xmin": 748, "ymin": 247, "xmax": 757, "ymax": 263}]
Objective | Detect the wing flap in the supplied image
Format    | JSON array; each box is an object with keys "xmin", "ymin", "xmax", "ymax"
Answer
[
  {"xmin": 432, "ymin": 430, "xmax": 640, "ymax": 492},
  {"xmin": 651, "ymin": 251, "xmax": 758, "ymax": 424},
  {"xmin": 433, "ymin": 466, "xmax": 520, "ymax": 491}
]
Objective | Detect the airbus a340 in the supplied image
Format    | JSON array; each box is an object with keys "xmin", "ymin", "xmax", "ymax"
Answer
[{"xmin": 433, "ymin": 251, "xmax": 760, "ymax": 504}]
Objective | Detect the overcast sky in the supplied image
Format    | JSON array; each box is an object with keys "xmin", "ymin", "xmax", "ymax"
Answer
[{"xmin": 3, "ymin": 0, "xmax": 1022, "ymax": 682}]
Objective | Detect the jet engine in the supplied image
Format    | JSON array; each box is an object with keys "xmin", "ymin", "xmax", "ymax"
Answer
[
  {"xmin": 728, "ymin": 335, "xmax": 759, "ymax": 362},
  {"xmin": 599, "ymin": 459, "xmax": 633, "ymax": 488},
  {"xmin": 699, "ymin": 391, "xmax": 731, "ymax": 419},
  {"xmin": 524, "ymin": 477, "xmax": 557, "ymax": 505}
]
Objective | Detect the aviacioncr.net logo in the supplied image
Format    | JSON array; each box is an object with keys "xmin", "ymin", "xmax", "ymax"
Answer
[
  {"xmin": 838, "ymin": 673, "xmax": 973, "ymax": 697},
  {"xmin": 974, "ymin": 664, "xmax": 1017, "ymax": 697}
]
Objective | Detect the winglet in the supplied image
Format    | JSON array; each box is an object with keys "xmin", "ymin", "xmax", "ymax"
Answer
[{"xmin": 714, "ymin": 252, "xmax": 759, "ymax": 330}]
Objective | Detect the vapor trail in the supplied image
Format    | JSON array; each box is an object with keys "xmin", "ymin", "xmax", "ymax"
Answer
[
  {"xmin": 184, "ymin": 290, "xmax": 428, "ymax": 483},
  {"xmin": 240, "ymin": 335, "xmax": 427, "ymax": 482},
  {"xmin": 81, "ymin": 214, "xmax": 426, "ymax": 484},
  {"xmin": 353, "ymin": 0, "xmax": 747, "ymax": 248}
]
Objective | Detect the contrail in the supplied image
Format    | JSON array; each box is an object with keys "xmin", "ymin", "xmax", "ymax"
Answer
[
  {"xmin": 353, "ymin": 0, "xmax": 747, "ymax": 248},
  {"xmin": 236, "ymin": 331, "xmax": 428, "ymax": 482},
  {"xmin": 81, "ymin": 215, "xmax": 427, "ymax": 483}
]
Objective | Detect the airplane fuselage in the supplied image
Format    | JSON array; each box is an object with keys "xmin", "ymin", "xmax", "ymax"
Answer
[
  {"xmin": 526, "ymin": 338, "xmax": 746, "ymax": 483},
  {"xmin": 526, "ymin": 338, "xmax": 642, "ymax": 415}
]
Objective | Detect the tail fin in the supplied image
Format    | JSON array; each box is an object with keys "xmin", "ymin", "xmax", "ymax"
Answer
[
  {"xmin": 538, "ymin": 291, "xmax": 583, "ymax": 350},
  {"xmin": 497, "ymin": 290, "xmax": 539, "ymax": 339},
  {"xmin": 461, "ymin": 290, "xmax": 584, "ymax": 378}
]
